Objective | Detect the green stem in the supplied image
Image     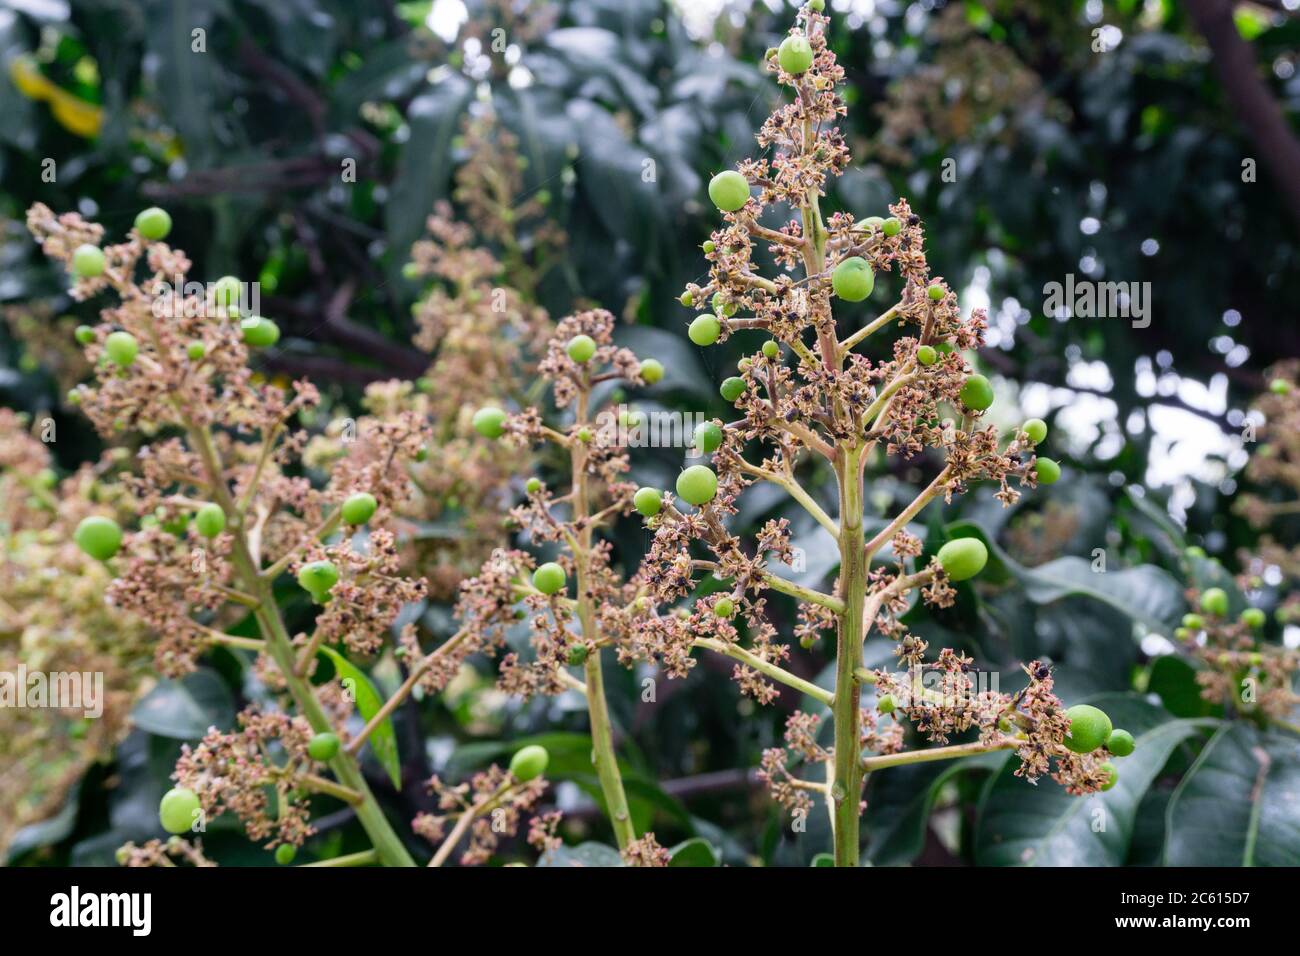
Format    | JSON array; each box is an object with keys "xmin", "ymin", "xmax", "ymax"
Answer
[
  {"xmin": 693, "ymin": 637, "xmax": 833, "ymax": 706},
  {"xmin": 249, "ymin": 583, "xmax": 415, "ymax": 866},
  {"xmin": 860, "ymin": 368, "xmax": 917, "ymax": 428},
  {"xmin": 759, "ymin": 570, "xmax": 845, "ymax": 613},
  {"xmin": 294, "ymin": 772, "xmax": 365, "ymax": 805},
  {"xmin": 791, "ymin": 79, "xmax": 864, "ymax": 860},
  {"xmin": 738, "ymin": 459, "xmax": 839, "ymax": 538},
  {"xmin": 193, "ymin": 623, "xmax": 266, "ymax": 652},
  {"xmin": 583, "ymin": 648, "xmax": 636, "ymax": 849},
  {"xmin": 863, "ymin": 466, "xmax": 950, "ymax": 561},
  {"xmin": 346, "ymin": 629, "xmax": 469, "ymax": 755},
  {"xmin": 261, "ymin": 507, "xmax": 343, "ymax": 582},
  {"xmin": 860, "ymin": 738, "xmax": 1018, "ymax": 772},
  {"xmin": 839, "ymin": 303, "xmax": 901, "ymax": 353},
  {"xmin": 831, "ymin": 445, "xmax": 867, "ymax": 867},
  {"xmin": 572, "ymin": 387, "xmax": 636, "ymax": 851},
  {"xmin": 301, "ymin": 849, "xmax": 380, "ymax": 868},
  {"xmin": 789, "ymin": 48, "xmax": 862, "ymax": 864},
  {"xmin": 428, "ymin": 783, "xmax": 512, "ymax": 867}
]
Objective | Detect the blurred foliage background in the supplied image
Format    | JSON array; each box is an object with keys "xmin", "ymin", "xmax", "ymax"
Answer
[{"xmin": 2, "ymin": 0, "xmax": 1298, "ymax": 866}]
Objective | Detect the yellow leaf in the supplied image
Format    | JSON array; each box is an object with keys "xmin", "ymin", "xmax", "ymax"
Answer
[
  {"xmin": 48, "ymin": 88, "xmax": 103, "ymax": 139},
  {"xmin": 9, "ymin": 54, "xmax": 104, "ymax": 138},
  {"xmin": 8, "ymin": 55, "xmax": 55, "ymax": 101}
]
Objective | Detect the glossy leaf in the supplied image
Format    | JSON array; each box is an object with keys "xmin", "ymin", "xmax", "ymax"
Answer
[
  {"xmin": 1164, "ymin": 723, "xmax": 1300, "ymax": 866},
  {"xmin": 866, "ymin": 751, "xmax": 1007, "ymax": 865},
  {"xmin": 948, "ymin": 521, "xmax": 1185, "ymax": 632},
  {"xmin": 1146, "ymin": 654, "xmax": 1220, "ymax": 719}
]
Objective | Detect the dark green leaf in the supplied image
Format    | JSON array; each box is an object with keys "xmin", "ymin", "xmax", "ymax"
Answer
[
  {"xmin": 1164, "ymin": 724, "xmax": 1300, "ymax": 866},
  {"xmin": 385, "ymin": 75, "xmax": 473, "ymax": 275},
  {"xmin": 1146, "ymin": 654, "xmax": 1220, "ymax": 719},
  {"xmin": 667, "ymin": 837, "xmax": 719, "ymax": 866},
  {"xmin": 948, "ymin": 521, "xmax": 1185, "ymax": 631},
  {"xmin": 866, "ymin": 751, "xmax": 1006, "ymax": 865},
  {"xmin": 5, "ymin": 780, "xmax": 81, "ymax": 863},
  {"xmin": 130, "ymin": 667, "xmax": 235, "ymax": 739}
]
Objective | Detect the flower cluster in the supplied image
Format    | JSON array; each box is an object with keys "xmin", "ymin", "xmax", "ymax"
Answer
[
  {"xmin": 172, "ymin": 709, "xmax": 320, "ymax": 850},
  {"xmin": 1174, "ymin": 589, "xmax": 1299, "ymax": 721},
  {"xmin": 446, "ymin": 7, "xmax": 1108, "ymax": 871},
  {"xmin": 115, "ymin": 837, "xmax": 216, "ymax": 868},
  {"xmin": 621, "ymin": 833, "xmax": 672, "ymax": 868},
  {"xmin": 452, "ymin": 307, "xmax": 655, "ymax": 853},
  {"xmin": 9, "ymin": 3, "xmax": 1155, "ymax": 869},
  {"xmin": 758, "ymin": 712, "xmax": 835, "ymax": 816},
  {"xmin": 305, "ymin": 112, "xmax": 557, "ymax": 601},
  {"xmin": 633, "ymin": 4, "xmax": 1102, "ymax": 864},
  {"xmin": 413, "ymin": 764, "xmax": 556, "ymax": 867},
  {"xmin": 868, "ymin": 3, "xmax": 1066, "ymax": 167},
  {"xmin": 296, "ymin": 529, "xmax": 427, "ymax": 658},
  {"xmin": 399, "ymin": 4, "xmax": 1121, "ymax": 869},
  {"xmin": 26, "ymin": 202, "xmax": 432, "ymax": 867},
  {"xmin": 1184, "ymin": 366, "xmax": 1300, "ymax": 722},
  {"xmin": 1236, "ymin": 362, "xmax": 1300, "ymax": 585},
  {"xmin": 0, "ymin": 410, "xmax": 152, "ymax": 856}
]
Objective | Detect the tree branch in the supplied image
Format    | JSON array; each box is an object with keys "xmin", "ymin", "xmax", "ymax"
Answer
[{"xmin": 1186, "ymin": 0, "xmax": 1300, "ymax": 234}]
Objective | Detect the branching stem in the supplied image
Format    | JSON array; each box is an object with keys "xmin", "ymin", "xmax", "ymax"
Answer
[{"xmin": 693, "ymin": 637, "xmax": 833, "ymax": 706}]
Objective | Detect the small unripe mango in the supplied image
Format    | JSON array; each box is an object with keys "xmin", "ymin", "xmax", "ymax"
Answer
[
  {"xmin": 159, "ymin": 787, "xmax": 201, "ymax": 835},
  {"xmin": 936, "ymin": 537, "xmax": 988, "ymax": 582},
  {"xmin": 634, "ymin": 487, "xmax": 663, "ymax": 517},
  {"xmin": 341, "ymin": 492, "xmax": 377, "ymax": 526},
  {"xmin": 1105, "ymin": 729, "xmax": 1135, "ymax": 757},
  {"xmin": 308, "ymin": 732, "xmax": 340, "ymax": 761},
  {"xmin": 831, "ymin": 256, "xmax": 874, "ymax": 302},
  {"xmin": 509, "ymin": 744, "xmax": 549, "ymax": 782},
  {"xmin": 1063, "ymin": 704, "xmax": 1112, "ymax": 754},
  {"xmin": 566, "ymin": 334, "xmax": 597, "ymax": 363},
  {"xmin": 639, "ymin": 359, "xmax": 664, "ymax": 384},
  {"xmin": 1035, "ymin": 458, "xmax": 1062, "ymax": 485},
  {"xmin": 959, "ymin": 374, "xmax": 994, "ymax": 411},
  {"xmin": 297, "ymin": 560, "xmax": 339, "ymax": 601},
  {"xmin": 777, "ymin": 35, "xmax": 814, "ymax": 74},
  {"xmin": 676, "ymin": 465, "xmax": 718, "ymax": 506},
  {"xmin": 533, "ymin": 562, "xmax": 567, "ymax": 595},
  {"xmin": 74, "ymin": 515, "xmax": 123, "ymax": 561},
  {"xmin": 472, "ymin": 406, "xmax": 507, "ymax": 439},
  {"xmin": 708, "ymin": 171, "xmax": 750, "ymax": 212},
  {"xmin": 194, "ymin": 502, "xmax": 226, "ymax": 538},
  {"xmin": 1200, "ymin": 588, "xmax": 1229, "ymax": 617},
  {"xmin": 689, "ymin": 314, "xmax": 722, "ymax": 346}
]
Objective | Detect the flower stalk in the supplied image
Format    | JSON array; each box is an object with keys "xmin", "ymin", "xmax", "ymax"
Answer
[
  {"xmin": 644, "ymin": 3, "xmax": 1123, "ymax": 866},
  {"xmin": 571, "ymin": 388, "xmax": 637, "ymax": 850},
  {"xmin": 187, "ymin": 420, "xmax": 417, "ymax": 867}
]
